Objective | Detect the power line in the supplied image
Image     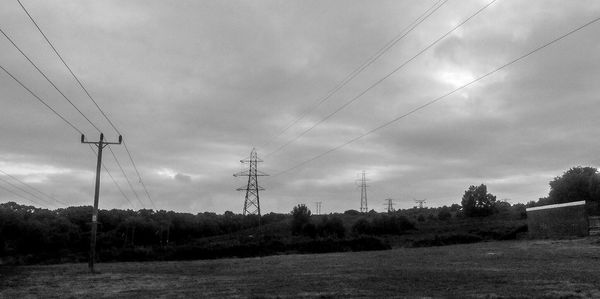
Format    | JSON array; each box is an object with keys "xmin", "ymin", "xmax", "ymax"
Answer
[
  {"xmin": 88, "ymin": 145, "xmax": 135, "ymax": 210},
  {"xmin": 0, "ymin": 175, "xmax": 54, "ymax": 208},
  {"xmin": 0, "ymin": 182, "xmax": 48, "ymax": 208},
  {"xmin": 265, "ymin": 0, "xmax": 496, "ymax": 158},
  {"xmin": 123, "ymin": 141, "xmax": 156, "ymax": 210},
  {"xmin": 0, "ymin": 168, "xmax": 68, "ymax": 206},
  {"xmin": 103, "ymin": 164, "xmax": 135, "ymax": 210},
  {"xmin": 16, "ymin": 0, "xmax": 121, "ymax": 136},
  {"xmin": 106, "ymin": 145, "xmax": 144, "ymax": 208},
  {"xmin": 262, "ymin": 0, "xmax": 448, "ymax": 152},
  {"xmin": 0, "ymin": 26, "xmax": 102, "ymax": 133},
  {"xmin": 14, "ymin": 1, "xmax": 155, "ymax": 210},
  {"xmin": 274, "ymin": 14, "xmax": 600, "ymax": 176},
  {"xmin": 0, "ymin": 64, "xmax": 83, "ymax": 134}
]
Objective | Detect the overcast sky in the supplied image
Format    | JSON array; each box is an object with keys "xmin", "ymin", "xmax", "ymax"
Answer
[{"xmin": 0, "ymin": 0, "xmax": 599, "ymax": 214}]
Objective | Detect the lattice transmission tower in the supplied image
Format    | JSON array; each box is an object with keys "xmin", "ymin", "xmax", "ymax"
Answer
[
  {"xmin": 358, "ymin": 171, "xmax": 368, "ymax": 213},
  {"xmin": 414, "ymin": 199, "xmax": 426, "ymax": 209},
  {"xmin": 384, "ymin": 198, "xmax": 394, "ymax": 213},
  {"xmin": 314, "ymin": 202, "xmax": 322, "ymax": 215},
  {"xmin": 234, "ymin": 148, "xmax": 268, "ymax": 216}
]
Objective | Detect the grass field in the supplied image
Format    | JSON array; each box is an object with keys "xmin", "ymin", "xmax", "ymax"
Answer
[{"xmin": 2, "ymin": 238, "xmax": 600, "ymax": 298}]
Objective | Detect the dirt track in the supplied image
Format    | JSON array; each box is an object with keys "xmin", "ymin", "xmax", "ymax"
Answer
[{"xmin": 2, "ymin": 238, "xmax": 600, "ymax": 298}]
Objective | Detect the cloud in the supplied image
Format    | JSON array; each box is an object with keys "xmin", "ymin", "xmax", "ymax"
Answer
[
  {"xmin": 174, "ymin": 173, "xmax": 192, "ymax": 183},
  {"xmin": 1, "ymin": 0, "xmax": 599, "ymax": 213}
]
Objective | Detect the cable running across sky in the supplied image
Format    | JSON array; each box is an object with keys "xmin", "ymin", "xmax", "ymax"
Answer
[
  {"xmin": 273, "ymin": 14, "xmax": 600, "ymax": 176},
  {"xmin": 265, "ymin": 0, "xmax": 497, "ymax": 158},
  {"xmin": 261, "ymin": 0, "xmax": 449, "ymax": 152}
]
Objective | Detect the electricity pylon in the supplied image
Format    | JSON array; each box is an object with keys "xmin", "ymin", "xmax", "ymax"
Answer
[
  {"xmin": 415, "ymin": 199, "xmax": 426, "ymax": 209},
  {"xmin": 358, "ymin": 171, "xmax": 368, "ymax": 213},
  {"xmin": 81, "ymin": 133, "xmax": 122, "ymax": 273},
  {"xmin": 384, "ymin": 198, "xmax": 394, "ymax": 213},
  {"xmin": 234, "ymin": 148, "xmax": 268, "ymax": 216},
  {"xmin": 314, "ymin": 202, "xmax": 322, "ymax": 215}
]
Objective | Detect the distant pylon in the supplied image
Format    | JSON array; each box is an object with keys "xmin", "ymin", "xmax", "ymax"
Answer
[
  {"xmin": 414, "ymin": 199, "xmax": 426, "ymax": 209},
  {"xmin": 234, "ymin": 148, "xmax": 268, "ymax": 216},
  {"xmin": 359, "ymin": 171, "xmax": 368, "ymax": 213},
  {"xmin": 314, "ymin": 202, "xmax": 322, "ymax": 215},
  {"xmin": 384, "ymin": 198, "xmax": 394, "ymax": 213}
]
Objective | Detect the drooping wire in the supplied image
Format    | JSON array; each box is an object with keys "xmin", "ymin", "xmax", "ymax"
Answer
[
  {"xmin": 87, "ymin": 144, "xmax": 136, "ymax": 210},
  {"xmin": 262, "ymin": 0, "xmax": 449, "ymax": 152},
  {"xmin": 0, "ymin": 64, "xmax": 83, "ymax": 135},
  {"xmin": 123, "ymin": 141, "xmax": 156, "ymax": 210},
  {"xmin": 15, "ymin": 1, "xmax": 156, "ymax": 209},
  {"xmin": 0, "ymin": 26, "xmax": 102, "ymax": 133},
  {"xmin": 274, "ymin": 14, "xmax": 600, "ymax": 176},
  {"xmin": 16, "ymin": 0, "xmax": 121, "ymax": 136},
  {"xmin": 106, "ymin": 145, "xmax": 144, "ymax": 208},
  {"xmin": 265, "ymin": 0, "xmax": 497, "ymax": 158},
  {"xmin": 0, "ymin": 168, "xmax": 68, "ymax": 206},
  {"xmin": 0, "ymin": 182, "xmax": 48, "ymax": 208},
  {"xmin": 0, "ymin": 175, "xmax": 55, "ymax": 208}
]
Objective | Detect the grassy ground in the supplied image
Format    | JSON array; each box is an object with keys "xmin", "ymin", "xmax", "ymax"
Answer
[{"xmin": 2, "ymin": 238, "xmax": 600, "ymax": 298}]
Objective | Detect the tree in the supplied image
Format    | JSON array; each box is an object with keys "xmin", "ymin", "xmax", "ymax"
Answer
[
  {"xmin": 546, "ymin": 166, "xmax": 600, "ymax": 204},
  {"xmin": 461, "ymin": 184, "xmax": 497, "ymax": 217},
  {"xmin": 291, "ymin": 204, "xmax": 311, "ymax": 235},
  {"xmin": 449, "ymin": 204, "xmax": 461, "ymax": 212}
]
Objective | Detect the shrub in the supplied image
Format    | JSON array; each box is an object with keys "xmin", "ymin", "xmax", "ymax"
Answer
[
  {"xmin": 291, "ymin": 204, "xmax": 311, "ymax": 235},
  {"xmin": 317, "ymin": 216, "xmax": 345, "ymax": 238},
  {"xmin": 351, "ymin": 218, "xmax": 372, "ymax": 235},
  {"xmin": 438, "ymin": 209, "xmax": 452, "ymax": 221}
]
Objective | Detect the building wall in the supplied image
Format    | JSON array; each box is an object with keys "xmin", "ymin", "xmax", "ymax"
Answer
[{"xmin": 527, "ymin": 201, "xmax": 588, "ymax": 238}]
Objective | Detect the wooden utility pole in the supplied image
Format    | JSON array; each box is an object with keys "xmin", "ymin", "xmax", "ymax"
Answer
[{"xmin": 82, "ymin": 133, "xmax": 122, "ymax": 273}]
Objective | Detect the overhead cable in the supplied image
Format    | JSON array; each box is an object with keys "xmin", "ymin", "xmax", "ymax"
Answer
[
  {"xmin": 266, "ymin": 0, "xmax": 496, "ymax": 158},
  {"xmin": 274, "ymin": 14, "xmax": 600, "ymax": 176}
]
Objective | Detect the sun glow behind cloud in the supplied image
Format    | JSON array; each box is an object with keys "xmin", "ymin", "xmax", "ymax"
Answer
[{"xmin": 437, "ymin": 68, "xmax": 475, "ymax": 89}]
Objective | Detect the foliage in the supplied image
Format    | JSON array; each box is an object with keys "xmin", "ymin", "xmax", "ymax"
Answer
[
  {"xmin": 290, "ymin": 204, "xmax": 311, "ymax": 236},
  {"xmin": 0, "ymin": 196, "xmax": 528, "ymax": 265},
  {"xmin": 351, "ymin": 214, "xmax": 414, "ymax": 236},
  {"xmin": 437, "ymin": 208, "xmax": 452, "ymax": 221},
  {"xmin": 0, "ymin": 202, "xmax": 268, "ymax": 264},
  {"xmin": 545, "ymin": 166, "xmax": 600, "ymax": 204},
  {"xmin": 461, "ymin": 184, "xmax": 497, "ymax": 217},
  {"xmin": 351, "ymin": 218, "xmax": 372, "ymax": 235},
  {"xmin": 343, "ymin": 209, "xmax": 360, "ymax": 216},
  {"xmin": 316, "ymin": 216, "xmax": 345, "ymax": 238}
]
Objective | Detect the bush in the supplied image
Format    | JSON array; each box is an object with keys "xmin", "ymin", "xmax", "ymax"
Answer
[
  {"xmin": 291, "ymin": 204, "xmax": 311, "ymax": 235},
  {"xmin": 351, "ymin": 218, "xmax": 372, "ymax": 235},
  {"xmin": 352, "ymin": 215, "xmax": 415, "ymax": 236},
  {"xmin": 317, "ymin": 216, "xmax": 345, "ymax": 238},
  {"xmin": 438, "ymin": 209, "xmax": 452, "ymax": 221},
  {"xmin": 412, "ymin": 233, "xmax": 483, "ymax": 247}
]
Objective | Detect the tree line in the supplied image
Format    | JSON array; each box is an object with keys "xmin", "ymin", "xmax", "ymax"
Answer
[{"xmin": 1, "ymin": 165, "xmax": 596, "ymax": 264}]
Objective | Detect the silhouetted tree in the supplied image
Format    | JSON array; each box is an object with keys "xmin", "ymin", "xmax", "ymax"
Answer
[
  {"xmin": 291, "ymin": 204, "xmax": 311, "ymax": 235},
  {"xmin": 546, "ymin": 166, "xmax": 600, "ymax": 204},
  {"xmin": 461, "ymin": 184, "xmax": 497, "ymax": 217}
]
